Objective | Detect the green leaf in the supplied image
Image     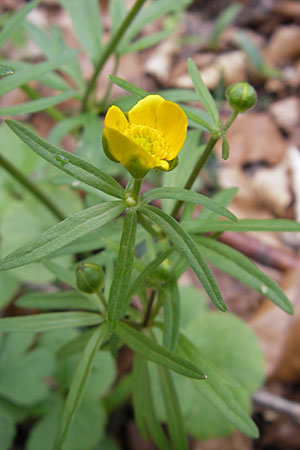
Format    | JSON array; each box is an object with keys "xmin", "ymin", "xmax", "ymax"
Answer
[
  {"xmin": 53, "ymin": 324, "xmax": 107, "ymax": 450},
  {"xmin": 0, "ymin": 333, "xmax": 55, "ymax": 406},
  {"xmin": 0, "ymin": 0, "xmax": 39, "ymax": 48},
  {"xmin": 0, "ymin": 272, "xmax": 19, "ymax": 309},
  {"xmin": 0, "ymin": 312, "xmax": 102, "ymax": 333},
  {"xmin": 132, "ymin": 355, "xmax": 171, "ymax": 450},
  {"xmin": 16, "ymin": 290, "xmax": 98, "ymax": 312},
  {"xmin": 222, "ymin": 136, "xmax": 230, "ymax": 160},
  {"xmin": 139, "ymin": 205, "xmax": 227, "ymax": 311},
  {"xmin": 195, "ymin": 236, "xmax": 293, "ymax": 314},
  {"xmin": 180, "ymin": 105, "xmax": 214, "ymax": 131},
  {"xmin": 196, "ymin": 187, "xmax": 238, "ymax": 222},
  {"xmin": 109, "ymin": 75, "xmax": 148, "ymax": 98},
  {"xmin": 57, "ymin": 328, "xmax": 95, "ymax": 360},
  {"xmin": 159, "ymin": 367, "xmax": 188, "ymax": 450},
  {"xmin": 59, "ymin": 0, "xmax": 103, "ymax": 64},
  {"xmin": 141, "ymin": 187, "xmax": 237, "ymax": 222},
  {"xmin": 115, "ymin": 322, "xmax": 206, "ymax": 380},
  {"xmin": 0, "ymin": 406, "xmax": 15, "ymax": 450},
  {"xmin": 24, "ymin": 21, "xmax": 84, "ymax": 91},
  {"xmin": 183, "ymin": 218, "xmax": 300, "ymax": 234},
  {"xmin": 0, "ymin": 65, "xmax": 14, "ymax": 77},
  {"xmin": 120, "ymin": 29, "xmax": 173, "ymax": 54},
  {"xmin": 0, "ymin": 51, "xmax": 78, "ymax": 96},
  {"xmin": 210, "ymin": 3, "xmax": 241, "ymax": 49},
  {"xmin": 108, "ymin": 209, "xmax": 137, "ymax": 330},
  {"xmin": 0, "ymin": 91, "xmax": 76, "ymax": 116},
  {"xmin": 0, "ymin": 201, "xmax": 125, "ymax": 270},
  {"xmin": 163, "ymin": 280, "xmax": 180, "ymax": 352},
  {"xmin": 236, "ymin": 31, "xmax": 264, "ymax": 72},
  {"xmin": 5, "ymin": 120, "xmax": 124, "ymax": 199},
  {"xmin": 109, "ymin": 0, "xmax": 127, "ymax": 37},
  {"xmin": 187, "ymin": 58, "xmax": 220, "ymax": 127}
]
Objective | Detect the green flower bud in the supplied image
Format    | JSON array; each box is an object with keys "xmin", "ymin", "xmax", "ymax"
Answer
[
  {"xmin": 76, "ymin": 263, "xmax": 104, "ymax": 294},
  {"xmin": 226, "ymin": 82, "xmax": 257, "ymax": 113}
]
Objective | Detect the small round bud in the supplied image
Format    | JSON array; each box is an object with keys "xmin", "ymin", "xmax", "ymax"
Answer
[
  {"xmin": 226, "ymin": 82, "xmax": 257, "ymax": 113},
  {"xmin": 76, "ymin": 263, "xmax": 104, "ymax": 294}
]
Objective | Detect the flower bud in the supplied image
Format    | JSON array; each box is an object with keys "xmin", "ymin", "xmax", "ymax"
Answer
[
  {"xmin": 226, "ymin": 82, "xmax": 257, "ymax": 113},
  {"xmin": 76, "ymin": 263, "xmax": 104, "ymax": 294}
]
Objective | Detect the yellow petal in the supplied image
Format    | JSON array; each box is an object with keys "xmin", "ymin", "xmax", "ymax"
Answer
[
  {"xmin": 156, "ymin": 101, "xmax": 188, "ymax": 160},
  {"xmin": 104, "ymin": 105, "xmax": 128, "ymax": 133},
  {"xmin": 128, "ymin": 95, "xmax": 164, "ymax": 128},
  {"xmin": 103, "ymin": 128, "xmax": 155, "ymax": 178}
]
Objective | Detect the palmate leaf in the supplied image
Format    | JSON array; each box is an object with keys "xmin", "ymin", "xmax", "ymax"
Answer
[
  {"xmin": 183, "ymin": 218, "xmax": 300, "ymax": 234},
  {"xmin": 0, "ymin": 201, "xmax": 125, "ymax": 270},
  {"xmin": 6, "ymin": 120, "xmax": 124, "ymax": 199},
  {"xmin": 0, "ymin": 312, "xmax": 102, "ymax": 333},
  {"xmin": 194, "ymin": 236, "xmax": 293, "ymax": 314},
  {"xmin": 53, "ymin": 324, "xmax": 108, "ymax": 450},
  {"xmin": 108, "ymin": 209, "xmax": 137, "ymax": 330},
  {"xmin": 0, "ymin": 0, "xmax": 39, "ymax": 48},
  {"xmin": 139, "ymin": 205, "xmax": 227, "ymax": 311},
  {"xmin": 141, "ymin": 187, "xmax": 237, "ymax": 222},
  {"xmin": 0, "ymin": 91, "xmax": 76, "ymax": 116},
  {"xmin": 115, "ymin": 322, "xmax": 206, "ymax": 380}
]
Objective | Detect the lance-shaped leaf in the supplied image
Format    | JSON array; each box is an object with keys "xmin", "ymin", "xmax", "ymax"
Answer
[
  {"xmin": 187, "ymin": 58, "xmax": 220, "ymax": 127},
  {"xmin": 115, "ymin": 322, "xmax": 206, "ymax": 380},
  {"xmin": 0, "ymin": 65, "xmax": 14, "ymax": 77},
  {"xmin": 159, "ymin": 367, "xmax": 188, "ymax": 450},
  {"xmin": 0, "ymin": 0, "xmax": 39, "ymax": 48},
  {"xmin": 139, "ymin": 205, "xmax": 227, "ymax": 312},
  {"xmin": 53, "ymin": 324, "xmax": 108, "ymax": 450},
  {"xmin": 195, "ymin": 236, "xmax": 293, "ymax": 314},
  {"xmin": 0, "ymin": 51, "xmax": 78, "ymax": 96},
  {"xmin": 141, "ymin": 187, "xmax": 237, "ymax": 222},
  {"xmin": 0, "ymin": 91, "xmax": 76, "ymax": 116},
  {"xmin": 108, "ymin": 209, "xmax": 137, "ymax": 330},
  {"xmin": 163, "ymin": 280, "xmax": 180, "ymax": 352},
  {"xmin": 16, "ymin": 290, "xmax": 98, "ymax": 312},
  {"xmin": 183, "ymin": 218, "xmax": 300, "ymax": 234},
  {"xmin": 5, "ymin": 120, "xmax": 124, "ymax": 199},
  {"xmin": 0, "ymin": 312, "xmax": 102, "ymax": 333},
  {"xmin": 0, "ymin": 201, "xmax": 125, "ymax": 270}
]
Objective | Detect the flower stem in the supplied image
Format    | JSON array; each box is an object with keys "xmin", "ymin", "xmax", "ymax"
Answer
[
  {"xmin": 0, "ymin": 153, "xmax": 65, "ymax": 221},
  {"xmin": 97, "ymin": 291, "xmax": 108, "ymax": 311},
  {"xmin": 81, "ymin": 0, "xmax": 147, "ymax": 112},
  {"xmin": 131, "ymin": 178, "xmax": 142, "ymax": 202},
  {"xmin": 143, "ymin": 289, "xmax": 156, "ymax": 327},
  {"xmin": 171, "ymin": 110, "xmax": 239, "ymax": 218}
]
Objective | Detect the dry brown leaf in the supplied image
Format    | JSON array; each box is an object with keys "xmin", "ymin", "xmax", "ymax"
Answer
[
  {"xmin": 144, "ymin": 37, "xmax": 179, "ymax": 84},
  {"xmin": 249, "ymin": 269, "xmax": 300, "ymax": 379},
  {"xmin": 269, "ymin": 97, "xmax": 300, "ymax": 136},
  {"xmin": 192, "ymin": 432, "xmax": 252, "ymax": 450},
  {"xmin": 266, "ymin": 25, "xmax": 300, "ymax": 66}
]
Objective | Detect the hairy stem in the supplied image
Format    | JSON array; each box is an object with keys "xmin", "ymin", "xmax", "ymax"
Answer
[{"xmin": 81, "ymin": 0, "xmax": 147, "ymax": 112}]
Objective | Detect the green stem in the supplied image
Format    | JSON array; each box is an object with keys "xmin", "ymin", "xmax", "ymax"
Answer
[
  {"xmin": 171, "ymin": 110, "xmax": 239, "ymax": 218},
  {"xmin": 97, "ymin": 291, "xmax": 108, "ymax": 311},
  {"xmin": 142, "ymin": 289, "xmax": 156, "ymax": 327},
  {"xmin": 98, "ymin": 55, "xmax": 120, "ymax": 110},
  {"xmin": 21, "ymin": 84, "xmax": 65, "ymax": 121},
  {"xmin": 131, "ymin": 178, "xmax": 142, "ymax": 202},
  {"xmin": 81, "ymin": 0, "xmax": 147, "ymax": 112},
  {"xmin": 0, "ymin": 153, "xmax": 65, "ymax": 221}
]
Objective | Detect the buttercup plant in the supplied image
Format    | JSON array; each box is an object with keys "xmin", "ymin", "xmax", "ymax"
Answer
[{"xmin": 0, "ymin": 2, "xmax": 299, "ymax": 450}]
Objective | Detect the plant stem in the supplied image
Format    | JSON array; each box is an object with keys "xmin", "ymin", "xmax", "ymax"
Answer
[
  {"xmin": 98, "ymin": 55, "xmax": 120, "ymax": 110},
  {"xmin": 21, "ymin": 84, "xmax": 65, "ymax": 121},
  {"xmin": 0, "ymin": 153, "xmax": 65, "ymax": 221},
  {"xmin": 81, "ymin": 0, "xmax": 147, "ymax": 112},
  {"xmin": 143, "ymin": 289, "xmax": 156, "ymax": 327},
  {"xmin": 97, "ymin": 290, "xmax": 108, "ymax": 311},
  {"xmin": 131, "ymin": 178, "xmax": 142, "ymax": 202},
  {"xmin": 171, "ymin": 110, "xmax": 239, "ymax": 218}
]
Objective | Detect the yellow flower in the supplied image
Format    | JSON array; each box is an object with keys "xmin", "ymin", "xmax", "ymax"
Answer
[{"xmin": 102, "ymin": 95, "xmax": 188, "ymax": 178}]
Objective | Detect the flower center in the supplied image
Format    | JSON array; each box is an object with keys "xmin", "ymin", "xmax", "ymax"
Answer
[{"xmin": 124, "ymin": 124, "xmax": 169, "ymax": 170}]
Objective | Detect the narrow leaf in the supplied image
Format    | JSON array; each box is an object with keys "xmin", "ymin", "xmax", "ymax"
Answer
[
  {"xmin": 197, "ymin": 187, "xmax": 238, "ymax": 222},
  {"xmin": 0, "ymin": 65, "xmax": 14, "ymax": 77},
  {"xmin": 0, "ymin": 91, "xmax": 75, "ymax": 116},
  {"xmin": 109, "ymin": 75, "xmax": 148, "ymax": 98},
  {"xmin": 222, "ymin": 137, "xmax": 230, "ymax": 160},
  {"xmin": 6, "ymin": 120, "xmax": 124, "ymax": 199},
  {"xmin": 195, "ymin": 236, "xmax": 294, "ymax": 314},
  {"xmin": 120, "ymin": 29, "xmax": 173, "ymax": 54},
  {"xmin": 115, "ymin": 322, "xmax": 206, "ymax": 379},
  {"xmin": 163, "ymin": 280, "xmax": 180, "ymax": 351},
  {"xmin": 140, "ymin": 205, "xmax": 227, "ymax": 312},
  {"xmin": 184, "ymin": 218, "xmax": 300, "ymax": 234},
  {"xmin": 0, "ymin": 312, "xmax": 102, "ymax": 333},
  {"xmin": 0, "ymin": 51, "xmax": 78, "ymax": 96},
  {"xmin": 16, "ymin": 290, "xmax": 98, "ymax": 312},
  {"xmin": 159, "ymin": 367, "xmax": 189, "ymax": 450},
  {"xmin": 0, "ymin": 201, "xmax": 125, "ymax": 270},
  {"xmin": 187, "ymin": 58, "xmax": 220, "ymax": 127},
  {"xmin": 108, "ymin": 209, "xmax": 137, "ymax": 330},
  {"xmin": 53, "ymin": 324, "xmax": 107, "ymax": 450},
  {"xmin": 141, "ymin": 187, "xmax": 237, "ymax": 222},
  {"xmin": 132, "ymin": 354, "xmax": 149, "ymax": 439},
  {"xmin": 0, "ymin": 0, "xmax": 39, "ymax": 48}
]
